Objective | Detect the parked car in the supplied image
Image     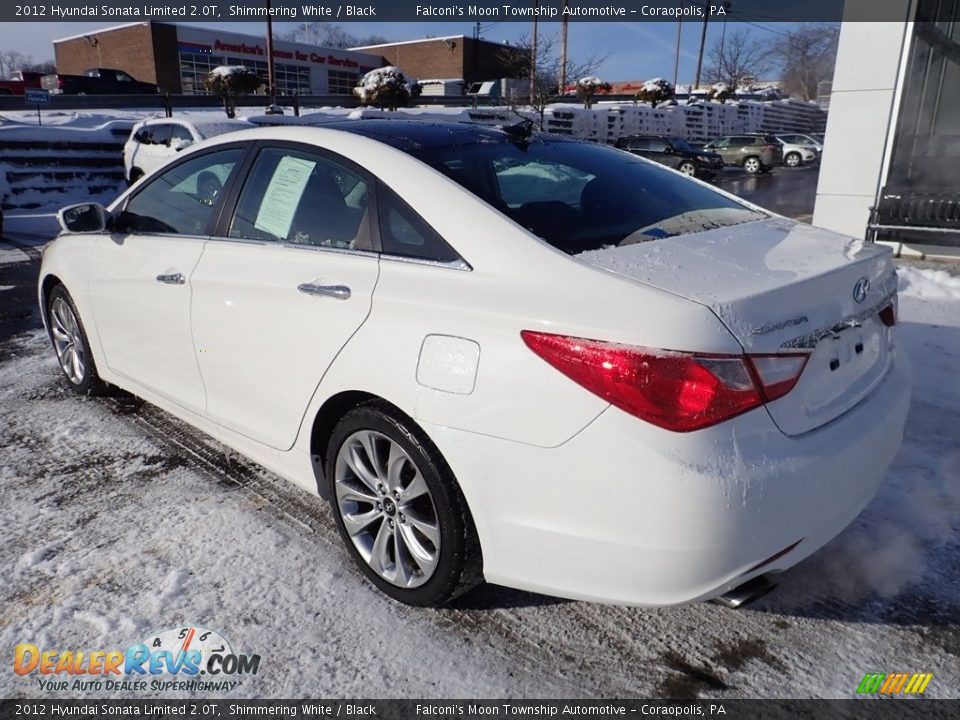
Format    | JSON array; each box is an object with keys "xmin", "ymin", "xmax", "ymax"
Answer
[
  {"xmin": 703, "ymin": 134, "xmax": 783, "ymax": 173},
  {"xmin": 0, "ymin": 71, "xmax": 43, "ymax": 96},
  {"xmin": 42, "ymin": 68, "xmax": 159, "ymax": 95},
  {"xmin": 42, "ymin": 122, "xmax": 909, "ymax": 608},
  {"xmin": 124, "ymin": 117, "xmax": 252, "ymax": 184},
  {"xmin": 776, "ymin": 138, "xmax": 820, "ymax": 168},
  {"xmin": 777, "ymin": 133, "xmax": 824, "ymax": 153},
  {"xmin": 614, "ymin": 135, "xmax": 724, "ymax": 179}
]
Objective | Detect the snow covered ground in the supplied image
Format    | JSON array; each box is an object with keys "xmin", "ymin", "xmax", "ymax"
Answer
[{"xmin": 0, "ymin": 261, "xmax": 958, "ymax": 699}]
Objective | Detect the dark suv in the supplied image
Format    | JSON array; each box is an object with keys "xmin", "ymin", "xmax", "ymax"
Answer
[
  {"xmin": 614, "ymin": 135, "xmax": 724, "ymax": 179},
  {"xmin": 702, "ymin": 134, "xmax": 783, "ymax": 174}
]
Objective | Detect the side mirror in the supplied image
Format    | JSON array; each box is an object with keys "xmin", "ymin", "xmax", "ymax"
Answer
[
  {"xmin": 58, "ymin": 203, "xmax": 108, "ymax": 234},
  {"xmin": 172, "ymin": 138, "xmax": 192, "ymax": 152}
]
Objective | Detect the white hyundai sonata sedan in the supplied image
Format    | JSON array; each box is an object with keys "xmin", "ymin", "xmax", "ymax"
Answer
[{"xmin": 40, "ymin": 121, "xmax": 910, "ymax": 607}]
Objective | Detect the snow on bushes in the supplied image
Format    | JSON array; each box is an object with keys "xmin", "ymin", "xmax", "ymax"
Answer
[
  {"xmin": 205, "ymin": 66, "xmax": 263, "ymax": 118},
  {"xmin": 575, "ymin": 76, "xmax": 611, "ymax": 108},
  {"xmin": 354, "ymin": 66, "xmax": 420, "ymax": 110},
  {"xmin": 635, "ymin": 78, "xmax": 675, "ymax": 108},
  {"xmin": 710, "ymin": 82, "xmax": 733, "ymax": 103}
]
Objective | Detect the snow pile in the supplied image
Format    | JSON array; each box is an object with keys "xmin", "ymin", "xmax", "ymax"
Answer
[
  {"xmin": 711, "ymin": 82, "xmax": 730, "ymax": 94},
  {"xmin": 576, "ymin": 76, "xmax": 605, "ymax": 91},
  {"xmin": 642, "ymin": 77, "xmax": 670, "ymax": 93},
  {"xmin": 208, "ymin": 65, "xmax": 258, "ymax": 79},
  {"xmin": 897, "ymin": 265, "xmax": 960, "ymax": 300}
]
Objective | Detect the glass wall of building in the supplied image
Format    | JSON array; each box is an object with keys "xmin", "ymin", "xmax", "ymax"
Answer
[
  {"xmin": 178, "ymin": 50, "xmax": 313, "ymax": 96},
  {"xmin": 880, "ymin": 0, "xmax": 960, "ymax": 244}
]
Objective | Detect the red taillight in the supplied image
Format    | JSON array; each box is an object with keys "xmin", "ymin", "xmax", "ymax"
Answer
[
  {"xmin": 521, "ymin": 331, "xmax": 808, "ymax": 432},
  {"xmin": 880, "ymin": 304, "xmax": 896, "ymax": 327}
]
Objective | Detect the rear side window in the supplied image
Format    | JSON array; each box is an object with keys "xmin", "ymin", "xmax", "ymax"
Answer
[
  {"xmin": 376, "ymin": 183, "xmax": 460, "ymax": 264},
  {"xmin": 133, "ymin": 127, "xmax": 151, "ymax": 144},
  {"xmin": 648, "ymin": 138, "xmax": 669, "ymax": 152},
  {"xmin": 116, "ymin": 148, "xmax": 242, "ymax": 235},
  {"xmin": 228, "ymin": 146, "xmax": 372, "ymax": 250}
]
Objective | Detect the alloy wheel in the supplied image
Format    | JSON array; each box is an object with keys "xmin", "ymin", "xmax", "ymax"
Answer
[
  {"xmin": 50, "ymin": 296, "xmax": 86, "ymax": 385},
  {"xmin": 679, "ymin": 162, "xmax": 696, "ymax": 176},
  {"xmin": 786, "ymin": 153, "xmax": 801, "ymax": 167},
  {"xmin": 744, "ymin": 157, "xmax": 761, "ymax": 173},
  {"xmin": 334, "ymin": 429, "xmax": 441, "ymax": 589}
]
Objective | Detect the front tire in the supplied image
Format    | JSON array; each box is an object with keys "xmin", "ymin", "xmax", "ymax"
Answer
[
  {"xmin": 678, "ymin": 161, "xmax": 697, "ymax": 176},
  {"xmin": 327, "ymin": 401, "xmax": 481, "ymax": 606},
  {"xmin": 743, "ymin": 156, "xmax": 761, "ymax": 174},
  {"xmin": 47, "ymin": 285, "xmax": 106, "ymax": 395},
  {"xmin": 785, "ymin": 151, "xmax": 801, "ymax": 168}
]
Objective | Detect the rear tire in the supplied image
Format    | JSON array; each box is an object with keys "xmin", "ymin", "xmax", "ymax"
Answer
[
  {"xmin": 46, "ymin": 285, "xmax": 107, "ymax": 396},
  {"xmin": 743, "ymin": 156, "xmax": 761, "ymax": 174},
  {"xmin": 326, "ymin": 401, "xmax": 482, "ymax": 606}
]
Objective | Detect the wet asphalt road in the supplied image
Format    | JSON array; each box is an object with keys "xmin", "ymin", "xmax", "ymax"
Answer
[{"xmin": 713, "ymin": 164, "xmax": 820, "ymax": 220}]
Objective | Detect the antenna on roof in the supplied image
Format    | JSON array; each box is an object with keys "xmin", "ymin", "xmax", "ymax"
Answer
[{"xmin": 500, "ymin": 118, "xmax": 534, "ymax": 141}]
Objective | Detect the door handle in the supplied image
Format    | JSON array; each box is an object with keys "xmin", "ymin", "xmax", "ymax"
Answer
[
  {"xmin": 297, "ymin": 283, "xmax": 351, "ymax": 300},
  {"xmin": 156, "ymin": 273, "xmax": 185, "ymax": 285}
]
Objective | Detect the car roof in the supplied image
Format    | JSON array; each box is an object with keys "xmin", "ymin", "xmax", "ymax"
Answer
[{"xmin": 308, "ymin": 119, "xmax": 567, "ymax": 151}]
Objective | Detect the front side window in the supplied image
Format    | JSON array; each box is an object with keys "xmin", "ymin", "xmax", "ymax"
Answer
[
  {"xmin": 228, "ymin": 147, "xmax": 371, "ymax": 250},
  {"xmin": 116, "ymin": 148, "xmax": 242, "ymax": 235},
  {"xmin": 648, "ymin": 138, "xmax": 669, "ymax": 153},
  {"xmin": 410, "ymin": 138, "xmax": 764, "ymax": 254},
  {"xmin": 148, "ymin": 124, "xmax": 172, "ymax": 147}
]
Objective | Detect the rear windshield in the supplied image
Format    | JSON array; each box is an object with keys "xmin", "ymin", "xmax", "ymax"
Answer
[{"xmin": 409, "ymin": 138, "xmax": 765, "ymax": 254}]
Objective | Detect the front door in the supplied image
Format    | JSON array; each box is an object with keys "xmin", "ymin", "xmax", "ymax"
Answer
[
  {"xmin": 191, "ymin": 145, "xmax": 381, "ymax": 450},
  {"xmin": 88, "ymin": 147, "xmax": 245, "ymax": 414}
]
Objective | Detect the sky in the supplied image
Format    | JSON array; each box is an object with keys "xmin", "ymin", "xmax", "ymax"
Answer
[{"xmin": 0, "ymin": 19, "xmax": 795, "ymax": 83}]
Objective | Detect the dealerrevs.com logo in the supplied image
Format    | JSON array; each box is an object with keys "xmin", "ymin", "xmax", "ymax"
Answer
[{"xmin": 14, "ymin": 626, "xmax": 261, "ymax": 693}]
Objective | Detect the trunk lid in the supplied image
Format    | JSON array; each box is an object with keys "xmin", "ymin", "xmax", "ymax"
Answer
[{"xmin": 578, "ymin": 218, "xmax": 899, "ymax": 435}]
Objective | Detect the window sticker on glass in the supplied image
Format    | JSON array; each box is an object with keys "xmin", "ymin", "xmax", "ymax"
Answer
[{"xmin": 254, "ymin": 155, "xmax": 317, "ymax": 239}]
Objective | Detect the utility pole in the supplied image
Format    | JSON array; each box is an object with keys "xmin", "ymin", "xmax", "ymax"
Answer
[
  {"xmin": 265, "ymin": 0, "xmax": 277, "ymax": 107},
  {"xmin": 672, "ymin": 1, "xmax": 683, "ymax": 87},
  {"xmin": 693, "ymin": 4, "xmax": 709, "ymax": 92},
  {"xmin": 559, "ymin": 0, "xmax": 569, "ymax": 94},
  {"xmin": 530, "ymin": 0, "xmax": 539, "ymax": 102}
]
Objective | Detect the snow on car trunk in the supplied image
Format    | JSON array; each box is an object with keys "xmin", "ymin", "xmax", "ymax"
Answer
[{"xmin": 578, "ymin": 219, "xmax": 900, "ymax": 436}]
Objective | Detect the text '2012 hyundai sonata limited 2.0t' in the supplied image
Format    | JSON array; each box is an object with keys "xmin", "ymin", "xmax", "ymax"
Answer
[{"xmin": 40, "ymin": 120, "xmax": 910, "ymax": 607}]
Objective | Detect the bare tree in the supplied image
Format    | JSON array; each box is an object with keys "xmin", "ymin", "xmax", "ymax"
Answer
[
  {"xmin": 494, "ymin": 32, "xmax": 608, "ymax": 126},
  {"xmin": 0, "ymin": 51, "xmax": 29, "ymax": 78},
  {"xmin": 282, "ymin": 22, "xmax": 387, "ymax": 49},
  {"xmin": 704, "ymin": 29, "xmax": 767, "ymax": 93},
  {"xmin": 765, "ymin": 23, "xmax": 840, "ymax": 101}
]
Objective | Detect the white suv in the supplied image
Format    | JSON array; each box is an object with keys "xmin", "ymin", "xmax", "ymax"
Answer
[{"xmin": 124, "ymin": 117, "xmax": 250, "ymax": 184}]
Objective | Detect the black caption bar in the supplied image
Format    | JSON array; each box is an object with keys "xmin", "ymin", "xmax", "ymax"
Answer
[
  {"xmin": 0, "ymin": 700, "xmax": 954, "ymax": 720},
  {"xmin": 0, "ymin": 0, "xmax": 921, "ymax": 24}
]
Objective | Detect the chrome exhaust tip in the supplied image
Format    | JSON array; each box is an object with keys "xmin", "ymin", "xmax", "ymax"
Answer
[{"xmin": 712, "ymin": 575, "xmax": 778, "ymax": 609}]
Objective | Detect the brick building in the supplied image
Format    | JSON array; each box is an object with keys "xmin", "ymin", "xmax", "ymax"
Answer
[
  {"xmin": 53, "ymin": 24, "xmax": 527, "ymax": 97},
  {"xmin": 350, "ymin": 36, "xmax": 529, "ymax": 88},
  {"xmin": 53, "ymin": 22, "xmax": 384, "ymax": 96}
]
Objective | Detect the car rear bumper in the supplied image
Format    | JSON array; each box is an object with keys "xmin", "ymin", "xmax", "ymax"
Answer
[{"xmin": 427, "ymin": 346, "xmax": 910, "ymax": 606}]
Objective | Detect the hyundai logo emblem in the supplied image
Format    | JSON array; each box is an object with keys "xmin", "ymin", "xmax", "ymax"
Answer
[{"xmin": 853, "ymin": 277, "xmax": 870, "ymax": 303}]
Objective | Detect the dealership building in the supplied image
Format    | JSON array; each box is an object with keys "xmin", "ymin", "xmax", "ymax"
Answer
[
  {"xmin": 814, "ymin": 0, "xmax": 960, "ymax": 258},
  {"xmin": 53, "ymin": 22, "xmax": 386, "ymax": 96}
]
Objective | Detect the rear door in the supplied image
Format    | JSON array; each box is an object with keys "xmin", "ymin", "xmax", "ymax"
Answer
[
  {"xmin": 190, "ymin": 143, "xmax": 381, "ymax": 450},
  {"xmin": 88, "ymin": 146, "xmax": 246, "ymax": 414},
  {"xmin": 140, "ymin": 124, "xmax": 173, "ymax": 176}
]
